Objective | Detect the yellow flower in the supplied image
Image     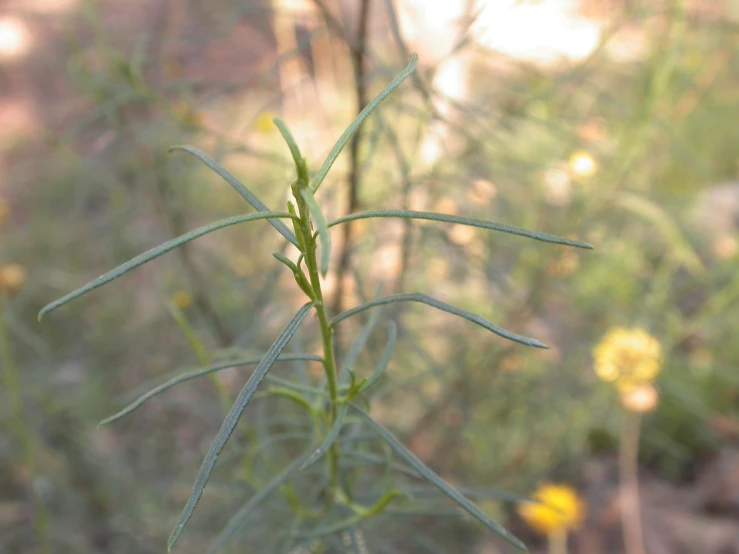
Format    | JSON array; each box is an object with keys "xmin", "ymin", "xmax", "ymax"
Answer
[
  {"xmin": 254, "ymin": 112, "xmax": 276, "ymax": 135},
  {"xmin": 593, "ymin": 327, "xmax": 662, "ymax": 391},
  {"xmin": 172, "ymin": 291, "xmax": 192, "ymax": 309},
  {"xmin": 0, "ymin": 263, "xmax": 26, "ymax": 294},
  {"xmin": 568, "ymin": 150, "xmax": 598, "ymax": 178},
  {"xmin": 518, "ymin": 483, "xmax": 585, "ymax": 535}
]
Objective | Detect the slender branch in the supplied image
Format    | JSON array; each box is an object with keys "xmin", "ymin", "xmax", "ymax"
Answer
[
  {"xmin": 330, "ymin": 0, "xmax": 371, "ymax": 324},
  {"xmin": 620, "ymin": 411, "xmax": 647, "ymax": 554}
]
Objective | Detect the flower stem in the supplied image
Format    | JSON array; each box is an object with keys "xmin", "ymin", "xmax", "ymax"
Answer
[
  {"xmin": 619, "ymin": 410, "xmax": 646, "ymax": 554},
  {"xmin": 548, "ymin": 529, "xmax": 568, "ymax": 554}
]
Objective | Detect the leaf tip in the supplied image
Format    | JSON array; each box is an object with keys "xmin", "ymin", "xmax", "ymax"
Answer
[
  {"xmin": 167, "ymin": 530, "xmax": 180, "ymax": 552},
  {"xmin": 37, "ymin": 304, "xmax": 52, "ymax": 322}
]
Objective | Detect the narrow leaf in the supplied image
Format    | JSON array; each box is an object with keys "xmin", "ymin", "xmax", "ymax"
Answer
[
  {"xmin": 328, "ymin": 210, "xmax": 593, "ymax": 249},
  {"xmin": 310, "ymin": 54, "xmax": 418, "ymax": 192},
  {"xmin": 100, "ymin": 354, "xmax": 323, "ymax": 426},
  {"xmin": 39, "ymin": 212, "xmax": 296, "ymax": 320},
  {"xmin": 360, "ymin": 322, "xmax": 397, "ymax": 393},
  {"xmin": 168, "ymin": 302, "xmax": 314, "ymax": 551},
  {"xmin": 273, "ymin": 118, "xmax": 304, "ymax": 171},
  {"xmin": 208, "ymin": 448, "xmax": 315, "ymax": 554},
  {"xmin": 351, "ymin": 407, "xmax": 527, "ymax": 551},
  {"xmin": 170, "ymin": 145, "xmax": 299, "ymax": 247},
  {"xmin": 300, "ymin": 404, "xmax": 349, "ymax": 470},
  {"xmin": 331, "ymin": 293, "xmax": 546, "ymax": 348},
  {"xmin": 299, "ymin": 188, "xmax": 331, "ymax": 276}
]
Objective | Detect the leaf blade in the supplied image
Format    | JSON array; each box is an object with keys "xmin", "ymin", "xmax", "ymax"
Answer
[
  {"xmin": 39, "ymin": 212, "xmax": 296, "ymax": 320},
  {"xmin": 299, "ymin": 188, "xmax": 332, "ymax": 276},
  {"xmin": 351, "ymin": 407, "xmax": 527, "ymax": 552},
  {"xmin": 310, "ymin": 54, "xmax": 418, "ymax": 192},
  {"xmin": 167, "ymin": 302, "xmax": 314, "ymax": 551},
  {"xmin": 170, "ymin": 145, "xmax": 299, "ymax": 247},
  {"xmin": 328, "ymin": 210, "xmax": 593, "ymax": 249},
  {"xmin": 99, "ymin": 354, "xmax": 323, "ymax": 426},
  {"xmin": 331, "ymin": 293, "xmax": 547, "ymax": 348}
]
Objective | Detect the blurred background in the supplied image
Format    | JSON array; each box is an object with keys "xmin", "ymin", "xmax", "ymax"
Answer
[{"xmin": 1, "ymin": 0, "xmax": 738, "ymax": 552}]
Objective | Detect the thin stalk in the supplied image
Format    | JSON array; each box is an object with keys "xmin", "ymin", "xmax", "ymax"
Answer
[
  {"xmin": 619, "ymin": 410, "xmax": 646, "ymax": 554},
  {"xmin": 308, "ymin": 248, "xmax": 342, "ymax": 498},
  {"xmin": 548, "ymin": 529, "xmax": 567, "ymax": 554},
  {"xmin": 330, "ymin": 0, "xmax": 371, "ymax": 323},
  {"xmin": 294, "ymin": 189, "xmax": 342, "ymax": 501},
  {"xmin": 1, "ymin": 296, "xmax": 51, "ymax": 554}
]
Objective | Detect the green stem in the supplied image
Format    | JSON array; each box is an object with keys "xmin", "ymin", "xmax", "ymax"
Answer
[
  {"xmin": 1, "ymin": 296, "xmax": 51, "ymax": 554},
  {"xmin": 294, "ymin": 189, "xmax": 342, "ymax": 502}
]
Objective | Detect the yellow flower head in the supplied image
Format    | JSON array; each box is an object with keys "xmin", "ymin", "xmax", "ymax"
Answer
[
  {"xmin": 518, "ymin": 483, "xmax": 585, "ymax": 535},
  {"xmin": 172, "ymin": 291, "xmax": 192, "ymax": 310},
  {"xmin": 593, "ymin": 327, "xmax": 662, "ymax": 391},
  {"xmin": 0, "ymin": 263, "xmax": 26, "ymax": 294},
  {"xmin": 568, "ymin": 150, "xmax": 598, "ymax": 178},
  {"xmin": 254, "ymin": 112, "xmax": 276, "ymax": 135}
]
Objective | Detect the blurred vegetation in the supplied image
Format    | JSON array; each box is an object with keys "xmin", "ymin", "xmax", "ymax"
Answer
[{"xmin": 1, "ymin": 0, "xmax": 738, "ymax": 553}]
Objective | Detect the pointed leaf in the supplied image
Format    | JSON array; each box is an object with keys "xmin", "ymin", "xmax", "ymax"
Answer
[
  {"xmin": 39, "ymin": 212, "xmax": 296, "ymax": 320},
  {"xmin": 331, "ymin": 293, "xmax": 546, "ymax": 348},
  {"xmin": 170, "ymin": 145, "xmax": 299, "ymax": 247},
  {"xmin": 310, "ymin": 54, "xmax": 418, "ymax": 192},
  {"xmin": 168, "ymin": 302, "xmax": 314, "ymax": 551},
  {"xmin": 351, "ymin": 407, "xmax": 527, "ymax": 551},
  {"xmin": 328, "ymin": 210, "xmax": 593, "ymax": 249},
  {"xmin": 299, "ymin": 188, "xmax": 331, "ymax": 276},
  {"xmin": 100, "ymin": 354, "xmax": 323, "ymax": 426},
  {"xmin": 273, "ymin": 118, "xmax": 304, "ymax": 172}
]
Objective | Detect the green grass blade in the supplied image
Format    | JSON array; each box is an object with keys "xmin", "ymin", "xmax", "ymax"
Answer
[
  {"xmin": 99, "ymin": 354, "xmax": 323, "ymax": 426},
  {"xmin": 299, "ymin": 404, "xmax": 349, "ymax": 470},
  {"xmin": 170, "ymin": 145, "xmax": 299, "ymax": 247},
  {"xmin": 38, "ymin": 212, "xmax": 296, "ymax": 321},
  {"xmin": 167, "ymin": 302, "xmax": 314, "ymax": 551},
  {"xmin": 328, "ymin": 210, "xmax": 593, "ymax": 249},
  {"xmin": 331, "ymin": 293, "xmax": 547, "ymax": 348},
  {"xmin": 310, "ymin": 54, "xmax": 418, "ymax": 192},
  {"xmin": 208, "ymin": 448, "xmax": 315, "ymax": 554},
  {"xmin": 360, "ymin": 322, "xmax": 397, "ymax": 393},
  {"xmin": 351, "ymin": 407, "xmax": 527, "ymax": 552},
  {"xmin": 299, "ymin": 188, "xmax": 331, "ymax": 276}
]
